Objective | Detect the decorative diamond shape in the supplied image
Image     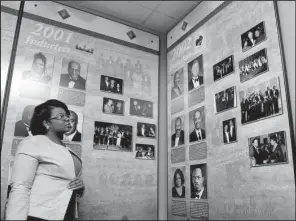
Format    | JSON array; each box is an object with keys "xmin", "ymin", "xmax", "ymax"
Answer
[{"xmin": 58, "ymin": 9, "xmax": 70, "ymax": 20}]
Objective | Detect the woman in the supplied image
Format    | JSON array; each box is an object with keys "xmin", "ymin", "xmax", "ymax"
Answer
[
  {"xmin": 172, "ymin": 169, "xmax": 185, "ymax": 198},
  {"xmin": 145, "ymin": 147, "xmax": 154, "ymax": 159},
  {"xmin": 6, "ymin": 99, "xmax": 84, "ymax": 220}
]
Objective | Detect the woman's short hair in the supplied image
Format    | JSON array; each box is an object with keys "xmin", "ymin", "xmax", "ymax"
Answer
[
  {"xmin": 174, "ymin": 168, "xmax": 185, "ymax": 186},
  {"xmin": 33, "ymin": 52, "xmax": 47, "ymax": 67},
  {"xmin": 30, "ymin": 99, "xmax": 70, "ymax": 135}
]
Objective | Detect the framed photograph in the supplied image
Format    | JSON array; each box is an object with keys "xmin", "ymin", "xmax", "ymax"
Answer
[
  {"xmin": 135, "ymin": 144, "xmax": 155, "ymax": 160},
  {"xmin": 93, "ymin": 121, "xmax": 132, "ymax": 151},
  {"xmin": 239, "ymin": 48, "xmax": 269, "ymax": 82},
  {"xmin": 14, "ymin": 104, "xmax": 36, "ymax": 137},
  {"xmin": 214, "ymin": 86, "xmax": 237, "ymax": 114},
  {"xmin": 249, "ymin": 131, "xmax": 288, "ymax": 167},
  {"xmin": 222, "ymin": 118, "xmax": 237, "ymax": 144},
  {"xmin": 102, "ymin": 97, "xmax": 124, "ymax": 115},
  {"xmin": 213, "ymin": 55, "xmax": 234, "ymax": 81},
  {"xmin": 190, "ymin": 163, "xmax": 207, "ymax": 200},
  {"xmin": 188, "ymin": 54, "xmax": 204, "ymax": 92},
  {"xmin": 62, "ymin": 108, "xmax": 83, "ymax": 143},
  {"xmin": 21, "ymin": 50, "xmax": 54, "ymax": 85},
  {"xmin": 189, "ymin": 106, "xmax": 206, "ymax": 143},
  {"xmin": 172, "ymin": 166, "xmax": 186, "ymax": 198},
  {"xmin": 130, "ymin": 98, "xmax": 153, "ymax": 118},
  {"xmin": 59, "ymin": 57, "xmax": 88, "ymax": 91},
  {"xmin": 171, "ymin": 67, "xmax": 184, "ymax": 100},
  {"xmin": 241, "ymin": 21, "xmax": 267, "ymax": 52},
  {"xmin": 239, "ymin": 77, "xmax": 282, "ymax": 125},
  {"xmin": 171, "ymin": 115, "xmax": 185, "ymax": 148},
  {"xmin": 137, "ymin": 122, "xmax": 156, "ymax": 139},
  {"xmin": 100, "ymin": 75, "xmax": 123, "ymax": 94}
]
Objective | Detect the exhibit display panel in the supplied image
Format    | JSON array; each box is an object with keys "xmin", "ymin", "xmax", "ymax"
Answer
[
  {"xmin": 1, "ymin": 2, "xmax": 159, "ymax": 220},
  {"xmin": 167, "ymin": 1, "xmax": 295, "ymax": 220}
]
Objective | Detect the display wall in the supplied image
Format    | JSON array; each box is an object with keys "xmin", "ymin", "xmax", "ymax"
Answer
[
  {"xmin": 1, "ymin": 1, "xmax": 159, "ymax": 220},
  {"xmin": 167, "ymin": 1, "xmax": 295, "ymax": 220}
]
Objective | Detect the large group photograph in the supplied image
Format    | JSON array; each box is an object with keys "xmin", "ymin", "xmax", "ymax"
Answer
[
  {"xmin": 137, "ymin": 122, "xmax": 156, "ymax": 138},
  {"xmin": 249, "ymin": 130, "xmax": 288, "ymax": 167},
  {"xmin": 135, "ymin": 144, "xmax": 155, "ymax": 160},
  {"xmin": 214, "ymin": 86, "xmax": 237, "ymax": 114},
  {"xmin": 241, "ymin": 21, "xmax": 267, "ymax": 52},
  {"xmin": 213, "ymin": 55, "xmax": 234, "ymax": 81},
  {"xmin": 239, "ymin": 77, "xmax": 282, "ymax": 124},
  {"xmin": 93, "ymin": 121, "xmax": 132, "ymax": 151},
  {"xmin": 130, "ymin": 98, "xmax": 153, "ymax": 118}
]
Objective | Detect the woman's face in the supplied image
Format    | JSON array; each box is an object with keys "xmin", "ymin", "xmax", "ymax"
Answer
[
  {"xmin": 32, "ymin": 58, "xmax": 45, "ymax": 74},
  {"xmin": 48, "ymin": 107, "xmax": 71, "ymax": 134},
  {"xmin": 175, "ymin": 173, "xmax": 182, "ymax": 187}
]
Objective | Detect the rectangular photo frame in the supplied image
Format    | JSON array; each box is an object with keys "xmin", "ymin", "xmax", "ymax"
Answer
[
  {"xmin": 102, "ymin": 97, "xmax": 125, "ymax": 116},
  {"xmin": 190, "ymin": 163, "xmax": 207, "ymax": 200},
  {"xmin": 241, "ymin": 21, "xmax": 267, "ymax": 52},
  {"xmin": 213, "ymin": 55, "xmax": 234, "ymax": 82},
  {"xmin": 214, "ymin": 86, "xmax": 237, "ymax": 114},
  {"xmin": 222, "ymin": 118, "xmax": 237, "ymax": 144},
  {"xmin": 137, "ymin": 122, "xmax": 156, "ymax": 139},
  {"xmin": 135, "ymin": 144, "xmax": 155, "ymax": 160},
  {"xmin": 100, "ymin": 75, "xmax": 124, "ymax": 95},
  {"xmin": 130, "ymin": 98, "xmax": 153, "ymax": 118}
]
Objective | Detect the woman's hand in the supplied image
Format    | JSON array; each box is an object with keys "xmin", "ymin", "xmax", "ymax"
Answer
[{"xmin": 68, "ymin": 177, "xmax": 84, "ymax": 191}]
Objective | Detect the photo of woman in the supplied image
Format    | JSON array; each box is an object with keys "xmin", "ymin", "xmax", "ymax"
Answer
[{"xmin": 172, "ymin": 168, "xmax": 185, "ymax": 198}]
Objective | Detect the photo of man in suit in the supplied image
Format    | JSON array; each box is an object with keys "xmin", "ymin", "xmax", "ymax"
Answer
[
  {"xmin": 222, "ymin": 118, "xmax": 237, "ymax": 144},
  {"xmin": 59, "ymin": 60, "xmax": 86, "ymax": 90},
  {"xmin": 101, "ymin": 76, "xmax": 110, "ymax": 91},
  {"xmin": 14, "ymin": 105, "xmax": 36, "ymax": 137},
  {"xmin": 171, "ymin": 117, "xmax": 185, "ymax": 147},
  {"xmin": 114, "ymin": 101, "xmax": 123, "ymax": 115},
  {"xmin": 103, "ymin": 98, "xmax": 114, "ymax": 114},
  {"xmin": 189, "ymin": 109, "xmax": 206, "ymax": 142},
  {"xmin": 191, "ymin": 165, "xmax": 207, "ymax": 199},
  {"xmin": 188, "ymin": 55, "xmax": 204, "ymax": 92},
  {"xmin": 137, "ymin": 124, "xmax": 147, "ymax": 137},
  {"xmin": 63, "ymin": 110, "xmax": 82, "ymax": 142}
]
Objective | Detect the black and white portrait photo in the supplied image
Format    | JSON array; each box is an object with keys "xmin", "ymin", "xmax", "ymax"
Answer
[
  {"xmin": 93, "ymin": 121, "xmax": 132, "ymax": 151},
  {"xmin": 100, "ymin": 75, "xmax": 123, "ymax": 94},
  {"xmin": 189, "ymin": 106, "xmax": 206, "ymax": 143},
  {"xmin": 213, "ymin": 55, "xmax": 234, "ymax": 81},
  {"xmin": 188, "ymin": 54, "xmax": 204, "ymax": 92},
  {"xmin": 240, "ymin": 77, "xmax": 282, "ymax": 124},
  {"xmin": 171, "ymin": 115, "xmax": 185, "ymax": 148},
  {"xmin": 171, "ymin": 67, "xmax": 184, "ymax": 100},
  {"xmin": 172, "ymin": 167, "xmax": 186, "ymax": 198},
  {"xmin": 241, "ymin": 21, "xmax": 267, "ymax": 52},
  {"xmin": 59, "ymin": 58, "xmax": 88, "ymax": 90},
  {"xmin": 102, "ymin": 97, "xmax": 124, "ymax": 115},
  {"xmin": 222, "ymin": 118, "xmax": 237, "ymax": 144},
  {"xmin": 21, "ymin": 50, "xmax": 54, "ymax": 85},
  {"xmin": 137, "ymin": 122, "xmax": 156, "ymax": 138},
  {"xmin": 62, "ymin": 109, "xmax": 83, "ymax": 142},
  {"xmin": 239, "ymin": 48, "xmax": 268, "ymax": 82},
  {"xmin": 249, "ymin": 131, "xmax": 288, "ymax": 167},
  {"xmin": 135, "ymin": 144, "xmax": 155, "ymax": 160},
  {"xmin": 190, "ymin": 163, "xmax": 207, "ymax": 200},
  {"xmin": 14, "ymin": 105, "xmax": 36, "ymax": 137},
  {"xmin": 130, "ymin": 98, "xmax": 153, "ymax": 118},
  {"xmin": 214, "ymin": 86, "xmax": 237, "ymax": 113}
]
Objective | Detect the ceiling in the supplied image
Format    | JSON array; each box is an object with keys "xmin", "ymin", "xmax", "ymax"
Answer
[{"xmin": 56, "ymin": 1, "xmax": 202, "ymax": 34}]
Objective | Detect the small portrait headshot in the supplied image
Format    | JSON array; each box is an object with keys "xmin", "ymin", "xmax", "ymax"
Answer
[
  {"xmin": 189, "ymin": 107, "xmax": 206, "ymax": 143},
  {"xmin": 188, "ymin": 54, "xmax": 204, "ymax": 92},
  {"xmin": 213, "ymin": 55, "xmax": 234, "ymax": 81},
  {"xmin": 100, "ymin": 75, "xmax": 123, "ymax": 94},
  {"xmin": 190, "ymin": 163, "xmax": 207, "ymax": 199},
  {"xmin": 172, "ymin": 167, "xmax": 185, "ymax": 198},
  {"xmin": 21, "ymin": 51, "xmax": 54, "ymax": 85},
  {"xmin": 135, "ymin": 144, "xmax": 155, "ymax": 160},
  {"xmin": 249, "ymin": 131, "xmax": 288, "ymax": 167},
  {"xmin": 102, "ymin": 97, "xmax": 124, "ymax": 115},
  {"xmin": 59, "ymin": 58, "xmax": 87, "ymax": 90},
  {"xmin": 62, "ymin": 109, "xmax": 83, "ymax": 142},
  {"xmin": 130, "ymin": 98, "xmax": 153, "ymax": 118},
  {"xmin": 171, "ymin": 68, "xmax": 184, "ymax": 100},
  {"xmin": 171, "ymin": 116, "xmax": 185, "ymax": 147},
  {"xmin": 222, "ymin": 118, "xmax": 237, "ymax": 144},
  {"xmin": 239, "ymin": 48, "xmax": 268, "ymax": 82},
  {"xmin": 14, "ymin": 105, "xmax": 36, "ymax": 137},
  {"xmin": 241, "ymin": 21, "xmax": 267, "ymax": 52},
  {"xmin": 215, "ymin": 86, "xmax": 237, "ymax": 114},
  {"xmin": 137, "ymin": 122, "xmax": 156, "ymax": 138}
]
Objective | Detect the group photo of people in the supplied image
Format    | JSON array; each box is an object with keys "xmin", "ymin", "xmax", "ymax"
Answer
[
  {"xmin": 135, "ymin": 144, "xmax": 155, "ymax": 160},
  {"xmin": 60, "ymin": 58, "xmax": 88, "ymax": 90},
  {"xmin": 93, "ymin": 121, "xmax": 132, "ymax": 151},
  {"xmin": 241, "ymin": 21, "xmax": 266, "ymax": 52},
  {"xmin": 137, "ymin": 122, "xmax": 156, "ymax": 138},
  {"xmin": 239, "ymin": 48, "xmax": 268, "ymax": 82},
  {"xmin": 188, "ymin": 54, "xmax": 204, "ymax": 92},
  {"xmin": 172, "ymin": 167, "xmax": 186, "ymax": 198},
  {"xmin": 249, "ymin": 131, "xmax": 287, "ymax": 167},
  {"xmin": 240, "ymin": 77, "xmax": 282, "ymax": 124},
  {"xmin": 102, "ymin": 97, "xmax": 124, "ymax": 115},
  {"xmin": 213, "ymin": 55, "xmax": 234, "ymax": 81},
  {"xmin": 190, "ymin": 163, "xmax": 207, "ymax": 199},
  {"xmin": 130, "ymin": 98, "xmax": 153, "ymax": 118},
  {"xmin": 171, "ymin": 67, "xmax": 184, "ymax": 100},
  {"xmin": 222, "ymin": 118, "xmax": 237, "ymax": 144},
  {"xmin": 100, "ymin": 75, "xmax": 123, "ymax": 94},
  {"xmin": 214, "ymin": 86, "xmax": 236, "ymax": 113}
]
